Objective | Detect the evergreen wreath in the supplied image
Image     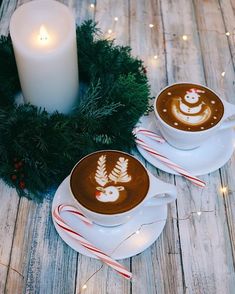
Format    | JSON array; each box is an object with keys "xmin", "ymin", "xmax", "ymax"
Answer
[{"xmin": 0, "ymin": 20, "xmax": 150, "ymax": 201}]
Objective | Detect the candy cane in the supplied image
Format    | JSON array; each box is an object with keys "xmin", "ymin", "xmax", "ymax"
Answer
[
  {"xmin": 135, "ymin": 137, "xmax": 206, "ymax": 188},
  {"xmin": 133, "ymin": 127, "xmax": 165, "ymax": 143},
  {"xmin": 53, "ymin": 205, "xmax": 132, "ymax": 279}
]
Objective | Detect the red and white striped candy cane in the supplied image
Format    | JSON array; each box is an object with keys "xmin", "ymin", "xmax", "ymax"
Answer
[
  {"xmin": 135, "ymin": 137, "xmax": 206, "ymax": 188},
  {"xmin": 53, "ymin": 205, "xmax": 132, "ymax": 279},
  {"xmin": 133, "ymin": 127, "xmax": 165, "ymax": 143}
]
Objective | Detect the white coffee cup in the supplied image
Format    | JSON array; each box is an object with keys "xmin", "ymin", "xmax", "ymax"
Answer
[
  {"xmin": 69, "ymin": 150, "xmax": 177, "ymax": 227},
  {"xmin": 154, "ymin": 83, "xmax": 235, "ymax": 150}
]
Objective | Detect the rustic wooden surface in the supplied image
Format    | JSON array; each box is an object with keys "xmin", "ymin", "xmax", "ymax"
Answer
[{"xmin": 0, "ymin": 0, "xmax": 235, "ymax": 293}]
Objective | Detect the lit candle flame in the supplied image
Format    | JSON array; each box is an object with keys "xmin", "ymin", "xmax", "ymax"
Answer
[{"xmin": 39, "ymin": 25, "xmax": 49, "ymax": 42}]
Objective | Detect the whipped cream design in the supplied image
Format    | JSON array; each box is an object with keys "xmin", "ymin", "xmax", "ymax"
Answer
[
  {"xmin": 95, "ymin": 155, "xmax": 131, "ymax": 203},
  {"xmin": 156, "ymin": 84, "xmax": 224, "ymax": 132},
  {"xmin": 171, "ymin": 88, "xmax": 212, "ymax": 126}
]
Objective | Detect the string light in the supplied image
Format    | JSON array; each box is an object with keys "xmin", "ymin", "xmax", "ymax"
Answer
[
  {"xmin": 76, "ymin": 209, "xmax": 215, "ymax": 290},
  {"xmin": 72, "ymin": 5, "xmax": 235, "ymax": 287},
  {"xmin": 221, "ymin": 186, "xmax": 227, "ymax": 193}
]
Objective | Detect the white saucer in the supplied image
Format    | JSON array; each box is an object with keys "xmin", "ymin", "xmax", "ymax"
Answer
[
  {"xmin": 52, "ymin": 176, "xmax": 167, "ymax": 260},
  {"xmin": 137, "ymin": 112, "xmax": 235, "ymax": 176}
]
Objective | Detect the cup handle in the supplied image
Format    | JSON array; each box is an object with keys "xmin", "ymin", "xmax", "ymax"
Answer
[
  {"xmin": 219, "ymin": 100, "xmax": 235, "ymax": 130},
  {"xmin": 144, "ymin": 172, "xmax": 177, "ymax": 206}
]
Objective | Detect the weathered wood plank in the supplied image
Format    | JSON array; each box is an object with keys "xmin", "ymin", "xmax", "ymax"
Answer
[
  {"xmin": 0, "ymin": 0, "xmax": 17, "ymax": 35},
  {"xmin": 218, "ymin": 0, "xmax": 235, "ymax": 257},
  {"xmin": 194, "ymin": 0, "xmax": 235, "ymax": 274},
  {"xmin": 129, "ymin": 0, "xmax": 185, "ymax": 293},
  {"xmin": 74, "ymin": 1, "xmax": 131, "ymax": 294},
  {"xmin": 22, "ymin": 195, "xmax": 78, "ymax": 294},
  {"xmin": 129, "ymin": 0, "xmax": 167, "ymax": 97},
  {"xmin": 4, "ymin": 198, "xmax": 35, "ymax": 294},
  {"xmin": 219, "ymin": 0, "xmax": 235, "ymax": 67},
  {"xmin": 95, "ymin": 0, "xmax": 129, "ymax": 46},
  {"xmin": 0, "ymin": 0, "xmax": 235, "ymax": 293},
  {"xmin": 0, "ymin": 182, "xmax": 19, "ymax": 294},
  {"xmin": 161, "ymin": 0, "xmax": 235, "ymax": 293}
]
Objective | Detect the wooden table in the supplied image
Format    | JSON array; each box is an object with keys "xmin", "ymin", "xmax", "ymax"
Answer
[{"xmin": 1, "ymin": 0, "xmax": 235, "ymax": 293}]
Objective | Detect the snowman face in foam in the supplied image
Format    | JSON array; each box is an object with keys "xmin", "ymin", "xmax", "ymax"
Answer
[
  {"xmin": 171, "ymin": 88, "xmax": 211, "ymax": 126},
  {"xmin": 184, "ymin": 92, "xmax": 200, "ymax": 104}
]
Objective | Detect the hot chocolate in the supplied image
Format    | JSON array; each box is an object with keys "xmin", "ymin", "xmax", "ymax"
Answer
[
  {"xmin": 70, "ymin": 151, "xmax": 149, "ymax": 215},
  {"xmin": 156, "ymin": 83, "xmax": 224, "ymax": 132}
]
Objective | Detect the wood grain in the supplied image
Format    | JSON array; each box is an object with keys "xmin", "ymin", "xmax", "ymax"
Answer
[
  {"xmin": 129, "ymin": 0, "xmax": 184, "ymax": 293},
  {"xmin": 74, "ymin": 1, "xmax": 131, "ymax": 293},
  {"xmin": 194, "ymin": 0, "xmax": 235, "ymax": 282},
  {"xmin": 0, "ymin": 182, "xmax": 19, "ymax": 294},
  {"xmin": 161, "ymin": 0, "xmax": 235, "ymax": 292},
  {"xmin": 0, "ymin": 0, "xmax": 235, "ymax": 293}
]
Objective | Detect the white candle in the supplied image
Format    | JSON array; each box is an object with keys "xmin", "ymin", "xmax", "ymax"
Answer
[{"xmin": 10, "ymin": 0, "xmax": 79, "ymax": 114}]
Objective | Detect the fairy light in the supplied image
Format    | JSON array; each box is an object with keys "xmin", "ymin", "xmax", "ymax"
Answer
[
  {"xmin": 225, "ymin": 32, "xmax": 230, "ymax": 36},
  {"xmin": 59, "ymin": 210, "xmax": 215, "ymax": 289},
  {"xmin": 108, "ymin": 29, "xmax": 112, "ymax": 34},
  {"xmin": 90, "ymin": 3, "xmax": 95, "ymax": 8},
  {"xmin": 221, "ymin": 186, "xmax": 227, "ymax": 193},
  {"xmin": 149, "ymin": 24, "xmax": 154, "ymax": 28},
  {"xmin": 114, "ymin": 17, "xmax": 118, "ymax": 21},
  {"xmin": 153, "ymin": 55, "xmax": 158, "ymax": 59},
  {"xmin": 221, "ymin": 71, "xmax": 226, "ymax": 77},
  {"xmin": 182, "ymin": 35, "xmax": 188, "ymax": 41}
]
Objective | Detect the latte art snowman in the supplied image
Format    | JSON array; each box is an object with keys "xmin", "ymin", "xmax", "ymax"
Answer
[{"xmin": 171, "ymin": 88, "xmax": 212, "ymax": 127}]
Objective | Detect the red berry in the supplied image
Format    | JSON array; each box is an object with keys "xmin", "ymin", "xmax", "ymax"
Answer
[
  {"xmin": 19, "ymin": 181, "xmax": 25, "ymax": 189},
  {"xmin": 18, "ymin": 161, "xmax": 23, "ymax": 167},
  {"xmin": 14, "ymin": 163, "xmax": 19, "ymax": 169},
  {"xmin": 11, "ymin": 175, "xmax": 17, "ymax": 181}
]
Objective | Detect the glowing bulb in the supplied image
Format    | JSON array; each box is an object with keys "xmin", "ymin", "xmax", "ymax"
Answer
[
  {"xmin": 182, "ymin": 35, "xmax": 188, "ymax": 41},
  {"xmin": 154, "ymin": 55, "xmax": 158, "ymax": 59},
  {"xmin": 38, "ymin": 25, "xmax": 49, "ymax": 42},
  {"xmin": 197, "ymin": 211, "xmax": 202, "ymax": 216},
  {"xmin": 135, "ymin": 230, "xmax": 140, "ymax": 234},
  {"xmin": 225, "ymin": 32, "xmax": 230, "ymax": 36},
  {"xmin": 82, "ymin": 284, "xmax": 87, "ymax": 290},
  {"xmin": 221, "ymin": 71, "xmax": 225, "ymax": 77},
  {"xmin": 149, "ymin": 24, "xmax": 154, "ymax": 28},
  {"xmin": 221, "ymin": 186, "xmax": 227, "ymax": 193},
  {"xmin": 114, "ymin": 17, "xmax": 118, "ymax": 21},
  {"xmin": 90, "ymin": 3, "xmax": 95, "ymax": 8},
  {"xmin": 108, "ymin": 29, "xmax": 112, "ymax": 34}
]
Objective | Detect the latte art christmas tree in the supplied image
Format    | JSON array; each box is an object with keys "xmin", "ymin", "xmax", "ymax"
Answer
[{"xmin": 95, "ymin": 155, "xmax": 132, "ymax": 203}]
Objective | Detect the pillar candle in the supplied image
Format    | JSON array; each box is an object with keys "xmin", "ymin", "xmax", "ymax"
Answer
[{"xmin": 10, "ymin": 0, "xmax": 79, "ymax": 114}]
